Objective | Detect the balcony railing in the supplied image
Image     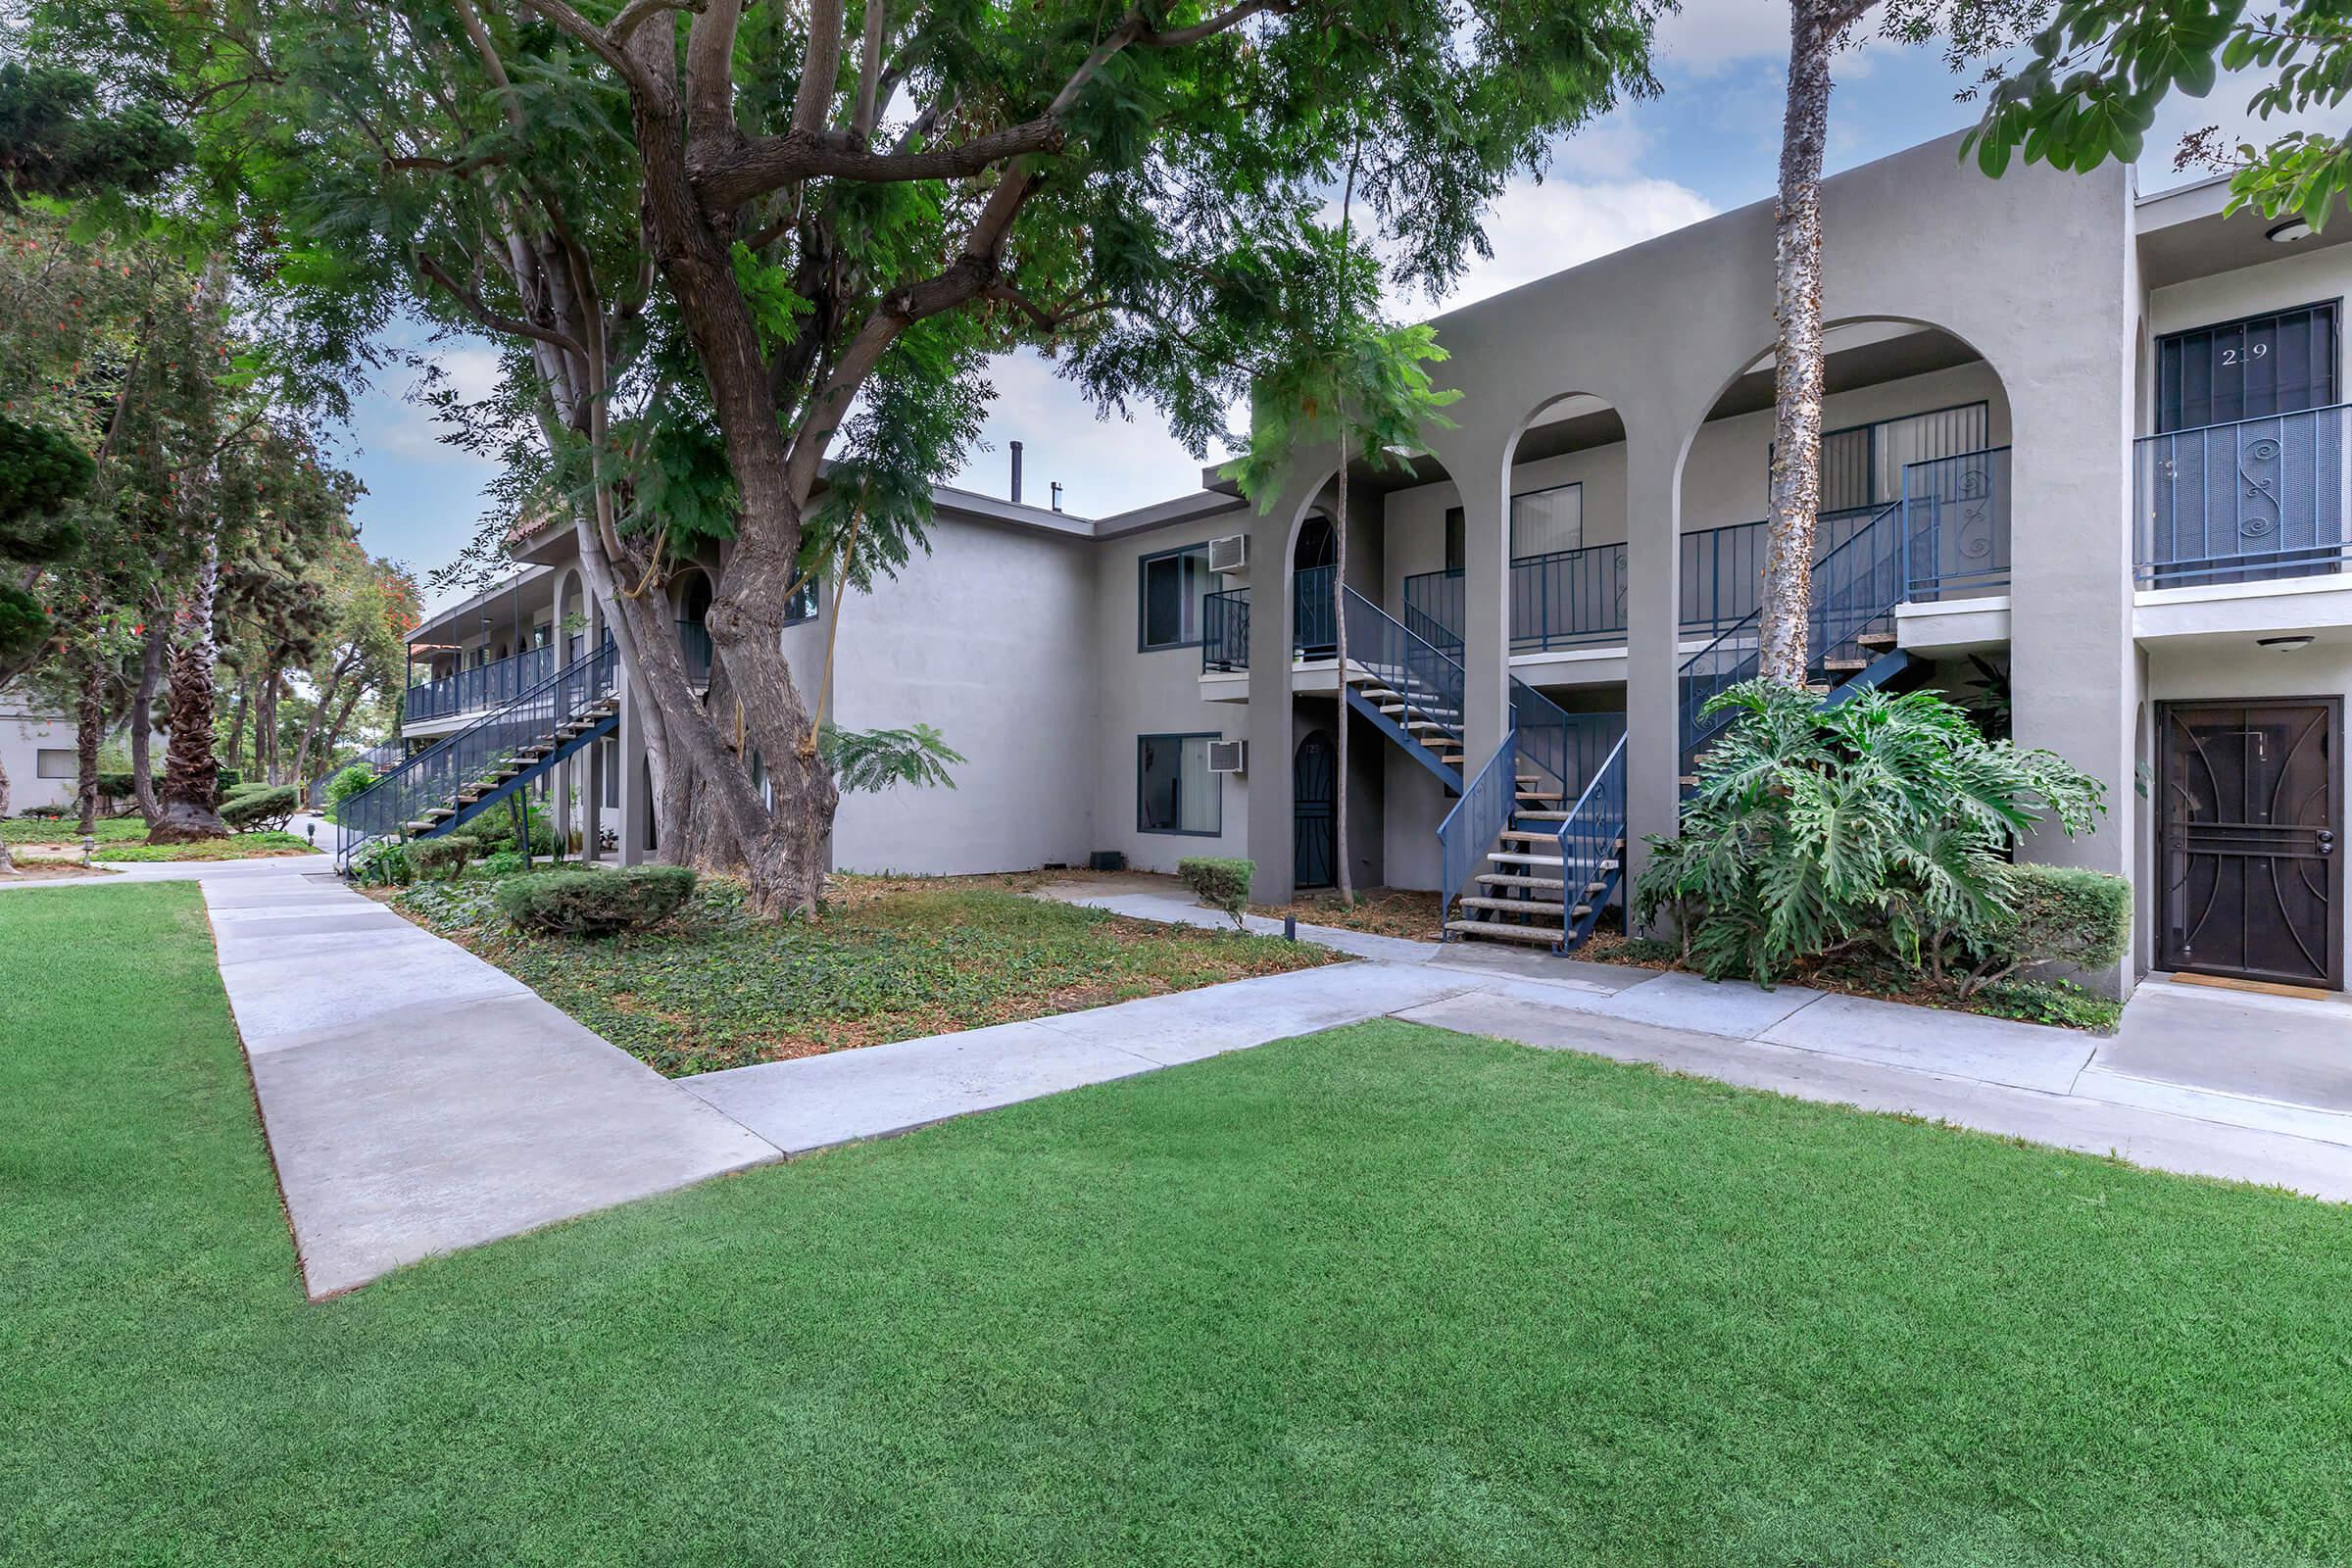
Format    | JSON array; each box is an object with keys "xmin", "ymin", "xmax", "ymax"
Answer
[
  {"xmin": 1202, "ymin": 587, "xmax": 1250, "ymax": 672},
  {"xmin": 405, "ymin": 643, "xmax": 556, "ymax": 723},
  {"xmin": 2134, "ymin": 405, "xmax": 2352, "ymax": 586},
  {"xmin": 1295, "ymin": 563, "xmax": 1337, "ymax": 655},
  {"xmin": 1901, "ymin": 446, "xmax": 2011, "ymax": 599}
]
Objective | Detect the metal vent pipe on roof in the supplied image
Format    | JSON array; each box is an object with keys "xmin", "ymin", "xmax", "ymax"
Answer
[{"xmin": 1009, "ymin": 440, "xmax": 1024, "ymax": 504}]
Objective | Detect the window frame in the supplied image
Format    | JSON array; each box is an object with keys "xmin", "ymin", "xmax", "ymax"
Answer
[
  {"xmin": 1137, "ymin": 543, "xmax": 1213, "ymax": 652},
  {"xmin": 1770, "ymin": 399, "xmax": 1992, "ymax": 514},
  {"xmin": 783, "ymin": 575, "xmax": 820, "ymax": 627},
  {"xmin": 35, "ymin": 747, "xmax": 74, "ymax": 780},
  {"xmin": 2154, "ymin": 298, "xmax": 2342, "ymax": 433},
  {"xmin": 1135, "ymin": 730, "xmax": 1225, "ymax": 836}
]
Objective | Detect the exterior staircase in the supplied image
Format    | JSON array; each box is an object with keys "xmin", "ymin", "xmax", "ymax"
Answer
[
  {"xmin": 336, "ymin": 640, "xmax": 619, "ymax": 872},
  {"xmin": 1337, "ymin": 585, "xmax": 1468, "ymax": 791},
  {"xmin": 1438, "ymin": 688, "xmax": 1628, "ymax": 954}
]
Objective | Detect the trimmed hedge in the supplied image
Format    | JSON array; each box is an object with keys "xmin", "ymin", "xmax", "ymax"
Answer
[
  {"xmin": 496, "ymin": 865, "xmax": 698, "ymax": 937},
  {"xmin": 1965, "ymin": 863, "xmax": 2132, "ymax": 993},
  {"xmin": 1178, "ymin": 856, "xmax": 1254, "ymax": 929},
  {"xmin": 407, "ymin": 838, "xmax": 474, "ymax": 882},
  {"xmin": 220, "ymin": 784, "xmax": 300, "ymax": 833}
]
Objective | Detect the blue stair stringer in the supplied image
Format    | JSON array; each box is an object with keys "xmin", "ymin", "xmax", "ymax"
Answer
[{"xmin": 336, "ymin": 640, "xmax": 619, "ymax": 872}]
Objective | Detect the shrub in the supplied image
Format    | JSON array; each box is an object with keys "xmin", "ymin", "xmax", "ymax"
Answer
[
  {"xmin": 216, "ymin": 767, "xmax": 241, "ymax": 793},
  {"xmin": 1960, "ymin": 863, "xmax": 2132, "ymax": 994},
  {"xmin": 22, "ymin": 803, "xmax": 71, "ymax": 819},
  {"xmin": 407, "ymin": 837, "xmax": 474, "ymax": 882},
  {"xmin": 1178, "ymin": 856, "xmax": 1254, "ymax": 929},
  {"xmin": 453, "ymin": 800, "xmax": 558, "ymax": 857},
  {"xmin": 351, "ymin": 841, "xmax": 413, "ymax": 886},
  {"xmin": 220, "ymin": 784, "xmax": 300, "ymax": 832},
  {"xmin": 496, "ymin": 865, "xmax": 698, "ymax": 937},
  {"xmin": 94, "ymin": 770, "xmax": 140, "ymax": 806},
  {"xmin": 322, "ymin": 763, "xmax": 378, "ymax": 824},
  {"xmin": 1635, "ymin": 681, "xmax": 2108, "ymax": 986}
]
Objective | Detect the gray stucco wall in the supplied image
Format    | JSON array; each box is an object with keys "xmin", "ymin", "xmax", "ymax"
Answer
[{"xmin": 830, "ymin": 511, "xmax": 1099, "ymax": 876}]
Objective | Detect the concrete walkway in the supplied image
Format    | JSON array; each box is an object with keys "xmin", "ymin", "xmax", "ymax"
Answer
[
  {"xmin": 1038, "ymin": 881, "xmax": 2352, "ymax": 1200},
  {"xmin": 195, "ymin": 859, "xmax": 779, "ymax": 1298}
]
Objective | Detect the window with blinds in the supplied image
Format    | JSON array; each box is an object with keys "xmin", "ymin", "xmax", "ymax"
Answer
[
  {"xmin": 1509, "ymin": 482, "xmax": 1583, "ymax": 559},
  {"xmin": 1788, "ymin": 402, "xmax": 1991, "ymax": 514}
]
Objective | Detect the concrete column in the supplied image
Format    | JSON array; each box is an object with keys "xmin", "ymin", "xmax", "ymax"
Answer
[
  {"xmin": 1243, "ymin": 470, "xmax": 1328, "ymax": 903},
  {"xmin": 1453, "ymin": 457, "xmax": 1511, "ymax": 773},
  {"xmin": 581, "ymin": 740, "xmax": 605, "ymax": 864},
  {"xmin": 2007, "ymin": 378, "xmax": 2139, "ymax": 995},
  {"xmin": 551, "ymin": 573, "xmax": 574, "ymax": 858},
  {"xmin": 615, "ymin": 683, "xmax": 648, "ymax": 866},
  {"xmin": 1621, "ymin": 417, "xmax": 1686, "ymax": 923}
]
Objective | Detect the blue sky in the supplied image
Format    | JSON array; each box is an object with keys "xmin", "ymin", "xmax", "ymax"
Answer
[{"xmin": 340, "ymin": 0, "xmax": 2268, "ymax": 614}]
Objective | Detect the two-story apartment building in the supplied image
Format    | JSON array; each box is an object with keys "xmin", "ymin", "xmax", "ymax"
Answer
[{"xmin": 372, "ymin": 130, "xmax": 2350, "ymax": 998}]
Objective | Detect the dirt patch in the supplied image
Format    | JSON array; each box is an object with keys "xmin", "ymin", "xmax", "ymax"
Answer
[
  {"xmin": 1252, "ymin": 888, "xmax": 1444, "ymax": 942},
  {"xmin": 0, "ymin": 861, "xmax": 119, "ymax": 882}
]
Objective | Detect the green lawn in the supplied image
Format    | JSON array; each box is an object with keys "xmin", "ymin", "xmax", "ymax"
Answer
[
  {"xmin": 8, "ymin": 882, "xmax": 2352, "ymax": 1566},
  {"xmin": 394, "ymin": 872, "xmax": 1338, "ymax": 1075}
]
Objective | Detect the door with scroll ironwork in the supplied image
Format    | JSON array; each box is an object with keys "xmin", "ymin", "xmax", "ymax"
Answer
[{"xmin": 2158, "ymin": 700, "xmax": 2341, "ymax": 989}]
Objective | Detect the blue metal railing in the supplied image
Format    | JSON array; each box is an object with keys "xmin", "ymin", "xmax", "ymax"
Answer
[
  {"xmin": 1510, "ymin": 680, "xmax": 1625, "ymax": 803},
  {"xmin": 1554, "ymin": 736, "xmax": 1628, "ymax": 941},
  {"xmin": 1295, "ymin": 564, "xmax": 1338, "ymax": 654},
  {"xmin": 1678, "ymin": 501, "xmax": 1903, "ymax": 775},
  {"xmin": 404, "ymin": 643, "xmax": 556, "ymax": 722},
  {"xmin": 1202, "ymin": 586, "xmax": 1250, "ymax": 672},
  {"xmin": 1342, "ymin": 585, "xmax": 1464, "ymax": 760},
  {"xmin": 339, "ymin": 638, "xmax": 617, "ymax": 868},
  {"xmin": 1400, "ymin": 513, "xmax": 1886, "ymax": 655},
  {"xmin": 1902, "ymin": 446, "xmax": 2011, "ymax": 598},
  {"xmin": 678, "ymin": 619, "xmax": 712, "ymax": 686},
  {"xmin": 2134, "ymin": 405, "xmax": 2352, "ymax": 585},
  {"xmin": 1438, "ymin": 731, "xmax": 1519, "ymax": 922}
]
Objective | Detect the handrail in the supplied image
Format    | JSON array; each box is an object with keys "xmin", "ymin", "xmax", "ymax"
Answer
[
  {"xmin": 1677, "ymin": 500, "xmax": 1903, "ymax": 774},
  {"xmin": 1510, "ymin": 678, "xmax": 1624, "ymax": 801},
  {"xmin": 1552, "ymin": 735, "xmax": 1628, "ymax": 935},
  {"xmin": 1438, "ymin": 730, "xmax": 1518, "ymax": 921},
  {"xmin": 338, "ymin": 638, "xmax": 617, "ymax": 867},
  {"xmin": 1340, "ymin": 584, "xmax": 1466, "ymax": 762}
]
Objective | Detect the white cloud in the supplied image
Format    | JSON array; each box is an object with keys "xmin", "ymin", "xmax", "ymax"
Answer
[
  {"xmin": 1433, "ymin": 174, "xmax": 1717, "ymax": 311},
  {"xmin": 1653, "ymin": 0, "xmax": 1787, "ymax": 76},
  {"xmin": 947, "ymin": 349, "xmax": 1229, "ymax": 519},
  {"xmin": 363, "ymin": 345, "xmax": 511, "ymax": 464}
]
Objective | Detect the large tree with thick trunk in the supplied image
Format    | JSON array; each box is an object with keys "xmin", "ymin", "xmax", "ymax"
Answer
[{"xmin": 67, "ymin": 0, "xmax": 1660, "ymax": 912}]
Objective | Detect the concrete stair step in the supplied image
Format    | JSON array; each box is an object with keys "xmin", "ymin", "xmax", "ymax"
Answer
[
  {"xmin": 1489, "ymin": 850, "xmax": 1565, "ymax": 867},
  {"xmin": 1821, "ymin": 657, "xmax": 1868, "ymax": 672},
  {"xmin": 1497, "ymin": 829, "xmax": 1558, "ymax": 844},
  {"xmin": 1459, "ymin": 895, "xmax": 1567, "ymax": 916},
  {"xmin": 1857, "ymin": 630, "xmax": 1897, "ymax": 650},
  {"xmin": 1514, "ymin": 809, "xmax": 1574, "ymax": 822},
  {"xmin": 1477, "ymin": 871, "xmax": 1566, "ymax": 891},
  {"xmin": 1445, "ymin": 919, "xmax": 1564, "ymax": 946}
]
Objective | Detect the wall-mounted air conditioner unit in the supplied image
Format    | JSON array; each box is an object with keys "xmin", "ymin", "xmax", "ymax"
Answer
[
  {"xmin": 1207, "ymin": 533, "xmax": 1250, "ymax": 576},
  {"xmin": 1206, "ymin": 738, "xmax": 1248, "ymax": 775}
]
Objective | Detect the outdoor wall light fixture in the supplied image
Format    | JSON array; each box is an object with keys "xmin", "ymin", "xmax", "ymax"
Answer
[
  {"xmin": 2257, "ymin": 634, "xmax": 2316, "ymax": 652},
  {"xmin": 2266, "ymin": 217, "xmax": 2315, "ymax": 243}
]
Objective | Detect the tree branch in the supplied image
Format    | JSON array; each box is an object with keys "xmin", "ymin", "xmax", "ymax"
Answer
[
  {"xmin": 415, "ymin": 250, "xmax": 588, "ymax": 355},
  {"xmin": 611, "ymin": 0, "xmax": 707, "ymax": 43},
  {"xmin": 696, "ymin": 120, "xmax": 1063, "ymax": 209},
  {"xmin": 793, "ymin": 0, "xmax": 847, "ymax": 134}
]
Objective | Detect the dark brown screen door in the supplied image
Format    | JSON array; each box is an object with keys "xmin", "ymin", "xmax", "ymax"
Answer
[{"xmin": 2159, "ymin": 700, "xmax": 2341, "ymax": 988}]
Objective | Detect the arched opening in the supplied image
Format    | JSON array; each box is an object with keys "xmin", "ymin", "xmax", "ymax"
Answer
[
  {"xmin": 1292, "ymin": 514, "xmax": 1339, "ymax": 658},
  {"xmin": 1674, "ymin": 318, "xmax": 2017, "ymax": 769}
]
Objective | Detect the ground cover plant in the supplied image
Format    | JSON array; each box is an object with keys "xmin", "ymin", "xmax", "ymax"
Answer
[
  {"xmin": 7, "ymin": 881, "xmax": 2352, "ymax": 1566},
  {"xmin": 2, "ymin": 815, "xmax": 317, "ymax": 863},
  {"xmin": 396, "ymin": 873, "xmax": 1340, "ymax": 1076},
  {"xmin": 90, "ymin": 830, "xmax": 315, "ymax": 862}
]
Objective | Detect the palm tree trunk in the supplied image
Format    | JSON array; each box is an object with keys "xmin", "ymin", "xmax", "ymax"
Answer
[
  {"xmin": 129, "ymin": 610, "xmax": 169, "ymax": 822},
  {"xmin": 150, "ymin": 540, "xmax": 227, "ymax": 842},
  {"xmin": 1759, "ymin": 0, "xmax": 1838, "ymax": 687},
  {"xmin": 1333, "ymin": 449, "xmax": 1352, "ymax": 906},
  {"xmin": 0, "ymin": 752, "xmax": 14, "ymax": 873}
]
